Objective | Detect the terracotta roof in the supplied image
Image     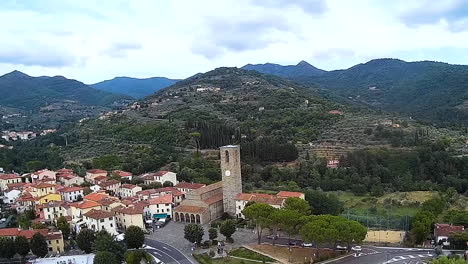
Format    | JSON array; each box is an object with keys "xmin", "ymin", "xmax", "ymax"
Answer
[
  {"xmin": 435, "ymin": 224, "xmax": 465, "ymax": 237},
  {"xmin": 33, "ymin": 183, "xmax": 56, "ymax": 189},
  {"xmin": 112, "ymin": 170, "xmax": 132, "ymax": 177},
  {"xmin": 84, "ymin": 209, "xmax": 114, "ymax": 219},
  {"xmin": 6, "ymin": 183, "xmax": 27, "ymax": 190},
  {"xmin": 57, "ymin": 173, "xmax": 79, "ymax": 180},
  {"xmin": 99, "ymin": 179, "xmax": 120, "ymax": 188},
  {"xmin": 0, "ymin": 228, "xmax": 49, "ymax": 239},
  {"xmin": 17, "ymin": 193, "xmax": 35, "ymax": 202},
  {"xmin": 112, "ymin": 205, "xmax": 144, "ymax": 215},
  {"xmin": 59, "ymin": 186, "xmax": 83, "ymax": 193},
  {"xmin": 236, "ymin": 193, "xmax": 285, "ymax": 206},
  {"xmin": 193, "ymin": 181, "xmax": 223, "ymax": 195},
  {"xmin": 203, "ymin": 193, "xmax": 224, "ymax": 205},
  {"xmin": 97, "ymin": 197, "xmax": 120, "ymax": 206},
  {"xmin": 137, "ymin": 187, "xmax": 182, "ymax": 197},
  {"xmin": 94, "ymin": 175, "xmax": 108, "ymax": 182},
  {"xmin": 121, "ymin": 184, "xmax": 138, "ymax": 189},
  {"xmin": 276, "ymin": 191, "xmax": 304, "ymax": 198},
  {"xmin": 0, "ymin": 228, "xmax": 21, "ymax": 236},
  {"xmin": 148, "ymin": 194, "xmax": 173, "ymax": 205},
  {"xmin": 174, "ymin": 205, "xmax": 207, "ymax": 214},
  {"xmin": 84, "ymin": 193, "xmax": 109, "ymax": 202},
  {"xmin": 0, "ymin": 174, "xmax": 20, "ymax": 180},
  {"xmin": 46, "ymin": 232, "xmax": 63, "ymax": 240},
  {"xmin": 155, "ymin": 171, "xmax": 169, "ymax": 176},
  {"xmin": 70, "ymin": 200, "xmax": 101, "ymax": 209},
  {"xmin": 87, "ymin": 169, "xmax": 107, "ymax": 174},
  {"xmin": 42, "ymin": 201, "xmax": 69, "ymax": 209},
  {"xmin": 175, "ymin": 182, "xmax": 205, "ymax": 189},
  {"xmin": 56, "ymin": 168, "xmax": 73, "ymax": 174}
]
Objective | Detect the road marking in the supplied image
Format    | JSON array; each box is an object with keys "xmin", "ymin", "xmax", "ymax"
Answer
[
  {"xmin": 163, "ymin": 246, "xmax": 171, "ymax": 251},
  {"xmin": 383, "ymin": 254, "xmax": 434, "ymax": 264},
  {"xmin": 146, "ymin": 238, "xmax": 194, "ymax": 264},
  {"xmin": 151, "ymin": 248, "xmax": 182, "ymax": 264}
]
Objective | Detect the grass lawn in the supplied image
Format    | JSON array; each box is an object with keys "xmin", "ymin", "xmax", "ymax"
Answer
[
  {"xmin": 193, "ymin": 254, "xmax": 264, "ymax": 264},
  {"xmin": 229, "ymin": 247, "xmax": 275, "ymax": 262}
]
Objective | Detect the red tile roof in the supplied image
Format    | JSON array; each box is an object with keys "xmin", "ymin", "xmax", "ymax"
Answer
[
  {"xmin": 174, "ymin": 205, "xmax": 207, "ymax": 214},
  {"xmin": 6, "ymin": 183, "xmax": 27, "ymax": 190},
  {"xmin": 59, "ymin": 186, "xmax": 83, "ymax": 193},
  {"xmin": 0, "ymin": 228, "xmax": 49, "ymax": 239},
  {"xmin": 203, "ymin": 193, "xmax": 224, "ymax": 205},
  {"xmin": 155, "ymin": 171, "xmax": 169, "ymax": 176},
  {"xmin": 148, "ymin": 194, "xmax": 173, "ymax": 205},
  {"xmin": 87, "ymin": 169, "xmax": 107, "ymax": 174},
  {"xmin": 83, "ymin": 193, "xmax": 109, "ymax": 202},
  {"xmin": 175, "ymin": 182, "xmax": 206, "ymax": 190},
  {"xmin": 112, "ymin": 170, "xmax": 132, "ymax": 177},
  {"xmin": 276, "ymin": 191, "xmax": 304, "ymax": 198},
  {"xmin": 121, "ymin": 184, "xmax": 138, "ymax": 189},
  {"xmin": 33, "ymin": 183, "xmax": 56, "ymax": 189},
  {"xmin": 70, "ymin": 200, "xmax": 101, "ymax": 209},
  {"xmin": 84, "ymin": 209, "xmax": 114, "ymax": 219},
  {"xmin": 435, "ymin": 224, "xmax": 465, "ymax": 237},
  {"xmin": 56, "ymin": 168, "xmax": 73, "ymax": 174},
  {"xmin": 0, "ymin": 174, "xmax": 20, "ymax": 180},
  {"xmin": 112, "ymin": 205, "xmax": 144, "ymax": 215},
  {"xmin": 99, "ymin": 179, "xmax": 120, "ymax": 188},
  {"xmin": 236, "ymin": 193, "xmax": 285, "ymax": 206},
  {"xmin": 94, "ymin": 175, "xmax": 108, "ymax": 182}
]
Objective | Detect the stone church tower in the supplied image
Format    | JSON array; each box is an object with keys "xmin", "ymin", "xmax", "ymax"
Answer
[{"xmin": 220, "ymin": 145, "xmax": 242, "ymax": 216}]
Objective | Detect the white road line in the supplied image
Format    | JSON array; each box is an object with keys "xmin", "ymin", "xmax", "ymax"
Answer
[
  {"xmin": 147, "ymin": 239, "xmax": 194, "ymax": 264},
  {"xmin": 163, "ymin": 246, "xmax": 171, "ymax": 251},
  {"xmin": 151, "ymin": 248, "xmax": 182, "ymax": 264}
]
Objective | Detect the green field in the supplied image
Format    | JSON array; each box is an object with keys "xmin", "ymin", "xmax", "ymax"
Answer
[{"xmin": 193, "ymin": 254, "xmax": 264, "ymax": 264}]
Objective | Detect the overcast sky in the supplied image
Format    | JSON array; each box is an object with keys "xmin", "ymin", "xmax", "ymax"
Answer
[{"xmin": 1, "ymin": 0, "xmax": 468, "ymax": 83}]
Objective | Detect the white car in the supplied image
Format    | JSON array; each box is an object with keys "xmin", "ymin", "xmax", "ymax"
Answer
[
  {"xmin": 351, "ymin": 246, "xmax": 362, "ymax": 252},
  {"xmin": 302, "ymin": 243, "xmax": 313, "ymax": 247},
  {"xmin": 336, "ymin": 245, "xmax": 347, "ymax": 250}
]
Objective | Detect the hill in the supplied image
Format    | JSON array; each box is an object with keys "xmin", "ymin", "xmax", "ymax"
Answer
[
  {"xmin": 244, "ymin": 59, "xmax": 468, "ymax": 125},
  {"xmin": 91, "ymin": 76, "xmax": 178, "ymax": 98},
  {"xmin": 0, "ymin": 70, "xmax": 129, "ymax": 110},
  {"xmin": 242, "ymin": 60, "xmax": 326, "ymax": 78}
]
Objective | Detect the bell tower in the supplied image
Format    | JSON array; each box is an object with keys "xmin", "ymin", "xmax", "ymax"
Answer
[{"xmin": 220, "ymin": 145, "xmax": 242, "ymax": 216}]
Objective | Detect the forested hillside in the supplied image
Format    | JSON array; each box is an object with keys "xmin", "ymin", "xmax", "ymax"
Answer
[
  {"xmin": 91, "ymin": 76, "xmax": 178, "ymax": 98},
  {"xmin": 244, "ymin": 59, "xmax": 468, "ymax": 125}
]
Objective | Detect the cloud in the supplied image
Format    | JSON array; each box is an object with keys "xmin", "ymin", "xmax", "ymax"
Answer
[
  {"xmin": 398, "ymin": 0, "xmax": 468, "ymax": 31},
  {"xmin": 104, "ymin": 41, "xmax": 143, "ymax": 58},
  {"xmin": 191, "ymin": 14, "xmax": 292, "ymax": 58},
  {"xmin": 250, "ymin": 0, "xmax": 328, "ymax": 14},
  {"xmin": 0, "ymin": 41, "xmax": 81, "ymax": 67}
]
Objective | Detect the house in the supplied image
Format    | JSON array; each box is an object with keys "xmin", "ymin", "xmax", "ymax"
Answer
[
  {"xmin": 59, "ymin": 186, "xmax": 84, "ymax": 202},
  {"xmin": 2, "ymin": 188, "xmax": 21, "ymax": 204},
  {"xmin": 98, "ymin": 179, "xmax": 121, "ymax": 195},
  {"xmin": 41, "ymin": 201, "xmax": 69, "ymax": 221},
  {"xmin": 83, "ymin": 209, "xmax": 117, "ymax": 235},
  {"xmin": 36, "ymin": 193, "xmax": 62, "ymax": 205},
  {"xmin": 276, "ymin": 191, "xmax": 305, "ymax": 200},
  {"xmin": 235, "ymin": 193, "xmax": 285, "ymax": 219},
  {"xmin": 328, "ymin": 110, "xmax": 343, "ymax": 115},
  {"xmin": 434, "ymin": 223, "xmax": 465, "ymax": 245},
  {"xmin": 69, "ymin": 200, "xmax": 102, "ymax": 221},
  {"xmin": 93, "ymin": 175, "xmax": 108, "ymax": 185},
  {"xmin": 112, "ymin": 170, "xmax": 133, "ymax": 181},
  {"xmin": 175, "ymin": 182, "xmax": 206, "ymax": 195},
  {"xmin": 112, "ymin": 205, "xmax": 145, "ymax": 230},
  {"xmin": 137, "ymin": 187, "xmax": 184, "ymax": 205},
  {"xmin": 56, "ymin": 173, "xmax": 84, "ymax": 186},
  {"xmin": 119, "ymin": 184, "xmax": 142, "ymax": 198},
  {"xmin": 15, "ymin": 192, "xmax": 36, "ymax": 212},
  {"xmin": 0, "ymin": 228, "xmax": 64, "ymax": 254},
  {"xmin": 30, "ymin": 183, "xmax": 56, "ymax": 197},
  {"xmin": 84, "ymin": 192, "xmax": 109, "ymax": 202},
  {"xmin": 30, "ymin": 254, "xmax": 95, "ymax": 264},
  {"xmin": 141, "ymin": 171, "xmax": 178, "ymax": 186},
  {"xmin": 147, "ymin": 194, "xmax": 173, "ymax": 220},
  {"xmin": 0, "ymin": 173, "xmax": 22, "ymax": 191},
  {"xmin": 327, "ymin": 159, "xmax": 340, "ymax": 168},
  {"xmin": 85, "ymin": 169, "xmax": 107, "ymax": 182},
  {"xmin": 31, "ymin": 169, "xmax": 57, "ymax": 183},
  {"xmin": 96, "ymin": 197, "xmax": 123, "ymax": 212}
]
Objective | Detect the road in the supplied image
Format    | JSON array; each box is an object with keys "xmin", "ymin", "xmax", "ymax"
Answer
[
  {"xmin": 145, "ymin": 238, "xmax": 194, "ymax": 264},
  {"xmin": 332, "ymin": 246, "xmax": 435, "ymax": 264}
]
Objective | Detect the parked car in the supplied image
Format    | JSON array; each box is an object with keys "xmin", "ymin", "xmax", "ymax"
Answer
[
  {"xmin": 155, "ymin": 218, "xmax": 169, "ymax": 229},
  {"xmin": 266, "ymin": 235, "xmax": 279, "ymax": 239},
  {"xmin": 302, "ymin": 242, "xmax": 313, "ymax": 247},
  {"xmin": 336, "ymin": 245, "xmax": 347, "ymax": 250},
  {"xmin": 351, "ymin": 246, "xmax": 362, "ymax": 252}
]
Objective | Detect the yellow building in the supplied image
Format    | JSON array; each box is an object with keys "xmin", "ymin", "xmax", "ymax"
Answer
[
  {"xmin": 0, "ymin": 229, "xmax": 64, "ymax": 254},
  {"xmin": 31, "ymin": 183, "xmax": 56, "ymax": 197},
  {"xmin": 0, "ymin": 174, "xmax": 22, "ymax": 191},
  {"xmin": 46, "ymin": 231, "xmax": 65, "ymax": 253},
  {"xmin": 112, "ymin": 205, "xmax": 145, "ymax": 230},
  {"xmin": 36, "ymin": 193, "xmax": 62, "ymax": 205}
]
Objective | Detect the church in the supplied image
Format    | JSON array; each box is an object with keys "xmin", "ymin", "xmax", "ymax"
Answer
[{"xmin": 174, "ymin": 145, "xmax": 242, "ymax": 224}]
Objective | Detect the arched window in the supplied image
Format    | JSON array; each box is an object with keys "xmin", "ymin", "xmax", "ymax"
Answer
[{"xmin": 225, "ymin": 150, "xmax": 230, "ymax": 163}]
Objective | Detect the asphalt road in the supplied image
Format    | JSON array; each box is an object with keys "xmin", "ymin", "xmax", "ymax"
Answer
[
  {"xmin": 332, "ymin": 246, "xmax": 435, "ymax": 264},
  {"xmin": 145, "ymin": 238, "xmax": 194, "ymax": 264}
]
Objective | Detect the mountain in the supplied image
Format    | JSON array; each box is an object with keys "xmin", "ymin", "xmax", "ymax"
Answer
[
  {"xmin": 0, "ymin": 70, "xmax": 129, "ymax": 110},
  {"xmin": 91, "ymin": 76, "xmax": 178, "ymax": 98},
  {"xmin": 242, "ymin": 60, "xmax": 326, "ymax": 78},
  {"xmin": 245, "ymin": 59, "xmax": 468, "ymax": 125}
]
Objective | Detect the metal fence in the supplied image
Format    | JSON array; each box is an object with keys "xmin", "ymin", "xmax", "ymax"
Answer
[{"xmin": 341, "ymin": 210, "xmax": 411, "ymax": 231}]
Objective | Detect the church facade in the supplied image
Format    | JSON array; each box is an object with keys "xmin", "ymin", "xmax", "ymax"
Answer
[{"xmin": 174, "ymin": 145, "xmax": 242, "ymax": 224}]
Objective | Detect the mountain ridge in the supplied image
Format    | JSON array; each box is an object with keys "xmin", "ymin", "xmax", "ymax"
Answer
[{"xmin": 91, "ymin": 76, "xmax": 178, "ymax": 98}]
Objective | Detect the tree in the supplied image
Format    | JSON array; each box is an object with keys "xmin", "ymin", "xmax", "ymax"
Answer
[
  {"xmin": 125, "ymin": 226, "xmax": 145, "ymax": 249},
  {"xmin": 184, "ymin": 224, "xmax": 204, "ymax": 245},
  {"xmin": 208, "ymin": 228, "xmax": 218, "ymax": 241},
  {"xmin": 337, "ymin": 220, "xmax": 367, "ymax": 249},
  {"xmin": 220, "ymin": 220, "xmax": 236, "ymax": 242},
  {"xmin": 272, "ymin": 209, "xmax": 302, "ymax": 248},
  {"xmin": 31, "ymin": 221, "xmax": 47, "ymax": 229},
  {"xmin": 304, "ymin": 190, "xmax": 343, "ymax": 215},
  {"xmin": 15, "ymin": 236, "xmax": 30, "ymax": 258},
  {"xmin": 30, "ymin": 232, "xmax": 48, "ymax": 258},
  {"xmin": 94, "ymin": 251, "xmax": 118, "ymax": 264},
  {"xmin": 124, "ymin": 250, "xmax": 153, "ymax": 264},
  {"xmin": 0, "ymin": 237, "xmax": 16, "ymax": 259},
  {"xmin": 300, "ymin": 219, "xmax": 329, "ymax": 258},
  {"xmin": 77, "ymin": 229, "xmax": 96, "ymax": 253},
  {"xmin": 283, "ymin": 197, "xmax": 311, "ymax": 215},
  {"xmin": 242, "ymin": 203, "xmax": 275, "ymax": 244},
  {"xmin": 56, "ymin": 216, "xmax": 71, "ymax": 239},
  {"xmin": 94, "ymin": 230, "xmax": 126, "ymax": 262},
  {"xmin": 411, "ymin": 210, "xmax": 435, "ymax": 244}
]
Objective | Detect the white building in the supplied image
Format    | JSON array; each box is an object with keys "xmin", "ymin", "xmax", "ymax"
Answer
[
  {"xmin": 141, "ymin": 171, "xmax": 178, "ymax": 186},
  {"xmin": 30, "ymin": 254, "xmax": 95, "ymax": 264},
  {"xmin": 42, "ymin": 201, "xmax": 69, "ymax": 221},
  {"xmin": 59, "ymin": 186, "xmax": 84, "ymax": 202},
  {"xmin": 119, "ymin": 184, "xmax": 142, "ymax": 198},
  {"xmin": 83, "ymin": 209, "xmax": 117, "ymax": 235},
  {"xmin": 148, "ymin": 194, "xmax": 173, "ymax": 219},
  {"xmin": 1, "ymin": 189, "xmax": 21, "ymax": 204}
]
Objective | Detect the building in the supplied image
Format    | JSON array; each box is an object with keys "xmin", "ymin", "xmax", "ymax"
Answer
[
  {"xmin": 59, "ymin": 186, "xmax": 84, "ymax": 202},
  {"xmin": 142, "ymin": 171, "xmax": 178, "ymax": 186},
  {"xmin": 112, "ymin": 205, "xmax": 145, "ymax": 230},
  {"xmin": 56, "ymin": 173, "xmax": 84, "ymax": 186},
  {"xmin": 69, "ymin": 200, "xmax": 102, "ymax": 221},
  {"xmin": 0, "ymin": 228, "xmax": 64, "ymax": 254},
  {"xmin": 36, "ymin": 193, "xmax": 62, "ymax": 205},
  {"xmin": 31, "ymin": 169, "xmax": 56, "ymax": 183},
  {"xmin": 30, "ymin": 183, "xmax": 56, "ymax": 197},
  {"xmin": 85, "ymin": 169, "xmax": 107, "ymax": 182},
  {"xmin": 276, "ymin": 191, "xmax": 305, "ymax": 200},
  {"xmin": 2, "ymin": 189, "xmax": 21, "ymax": 204},
  {"xmin": 434, "ymin": 223, "xmax": 465, "ymax": 245},
  {"xmin": 137, "ymin": 187, "xmax": 184, "ymax": 205},
  {"xmin": 112, "ymin": 170, "xmax": 133, "ymax": 181},
  {"xmin": 83, "ymin": 192, "xmax": 109, "ymax": 202},
  {"xmin": 235, "ymin": 193, "xmax": 285, "ymax": 219},
  {"xmin": 119, "ymin": 184, "xmax": 142, "ymax": 198},
  {"xmin": 97, "ymin": 179, "xmax": 121, "ymax": 195},
  {"xmin": 175, "ymin": 182, "xmax": 206, "ymax": 195},
  {"xmin": 0, "ymin": 173, "xmax": 22, "ymax": 191},
  {"xmin": 147, "ymin": 194, "xmax": 173, "ymax": 219},
  {"xmin": 83, "ymin": 209, "xmax": 117, "ymax": 235},
  {"xmin": 173, "ymin": 145, "xmax": 242, "ymax": 224},
  {"xmin": 41, "ymin": 201, "xmax": 69, "ymax": 221},
  {"xmin": 30, "ymin": 254, "xmax": 95, "ymax": 264}
]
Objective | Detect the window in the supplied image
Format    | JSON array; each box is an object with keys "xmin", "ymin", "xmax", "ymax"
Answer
[
  {"xmin": 100, "ymin": 219, "xmax": 104, "ymax": 223},
  {"xmin": 102, "ymin": 226, "xmax": 105, "ymax": 230},
  {"xmin": 110, "ymin": 223, "xmax": 113, "ymax": 227},
  {"xmin": 109, "ymin": 217, "xmax": 112, "ymax": 221},
  {"xmin": 48, "ymin": 247, "xmax": 52, "ymax": 251},
  {"xmin": 225, "ymin": 150, "xmax": 230, "ymax": 163},
  {"xmin": 56, "ymin": 240, "xmax": 59, "ymax": 243},
  {"xmin": 48, "ymin": 241, "xmax": 51, "ymax": 245}
]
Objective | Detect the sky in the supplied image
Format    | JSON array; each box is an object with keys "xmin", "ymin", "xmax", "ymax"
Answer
[{"xmin": 1, "ymin": 0, "xmax": 468, "ymax": 83}]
